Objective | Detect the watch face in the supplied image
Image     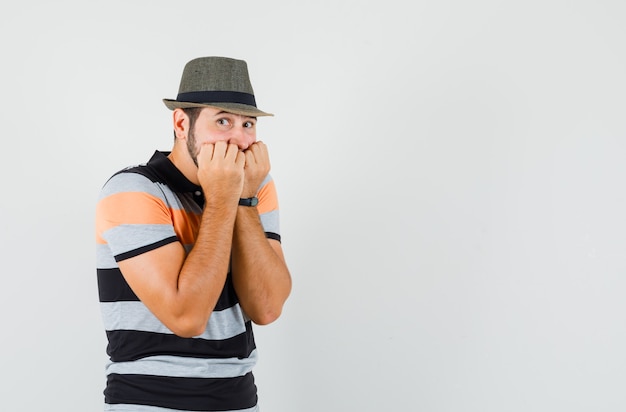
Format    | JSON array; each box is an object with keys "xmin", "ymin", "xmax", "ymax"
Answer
[{"xmin": 240, "ymin": 197, "xmax": 258, "ymax": 206}]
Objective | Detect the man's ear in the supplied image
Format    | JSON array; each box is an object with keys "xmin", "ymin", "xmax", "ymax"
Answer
[{"xmin": 172, "ymin": 108, "xmax": 189, "ymax": 140}]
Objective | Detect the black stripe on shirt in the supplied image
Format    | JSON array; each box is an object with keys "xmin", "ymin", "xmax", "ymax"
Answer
[
  {"xmin": 98, "ymin": 269, "xmax": 240, "ymax": 311},
  {"xmin": 115, "ymin": 236, "xmax": 179, "ymax": 262},
  {"xmin": 265, "ymin": 232, "xmax": 281, "ymax": 242},
  {"xmin": 105, "ymin": 371, "xmax": 257, "ymax": 411},
  {"xmin": 97, "ymin": 268, "xmax": 139, "ymax": 302},
  {"xmin": 106, "ymin": 321, "xmax": 256, "ymax": 362}
]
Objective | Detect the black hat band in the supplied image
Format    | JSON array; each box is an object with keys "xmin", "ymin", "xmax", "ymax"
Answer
[{"xmin": 176, "ymin": 91, "xmax": 257, "ymax": 107}]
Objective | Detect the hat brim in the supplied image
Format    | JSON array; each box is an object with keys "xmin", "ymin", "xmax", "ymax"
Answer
[{"xmin": 163, "ymin": 99, "xmax": 273, "ymax": 117}]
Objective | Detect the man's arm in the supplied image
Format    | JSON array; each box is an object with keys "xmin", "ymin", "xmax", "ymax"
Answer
[
  {"xmin": 117, "ymin": 207, "xmax": 235, "ymax": 338},
  {"xmin": 116, "ymin": 142, "xmax": 245, "ymax": 338},
  {"xmin": 230, "ymin": 141, "xmax": 292, "ymax": 325},
  {"xmin": 231, "ymin": 208, "xmax": 292, "ymax": 325}
]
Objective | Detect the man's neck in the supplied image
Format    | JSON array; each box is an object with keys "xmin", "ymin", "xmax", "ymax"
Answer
[{"xmin": 168, "ymin": 144, "xmax": 200, "ymax": 186}]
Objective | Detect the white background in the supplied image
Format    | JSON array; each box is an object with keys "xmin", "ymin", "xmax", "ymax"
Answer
[{"xmin": 1, "ymin": 1, "xmax": 625, "ymax": 411}]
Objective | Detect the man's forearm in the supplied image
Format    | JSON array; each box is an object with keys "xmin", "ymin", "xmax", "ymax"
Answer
[
  {"xmin": 231, "ymin": 206, "xmax": 292, "ymax": 325},
  {"xmin": 175, "ymin": 202, "xmax": 238, "ymax": 333}
]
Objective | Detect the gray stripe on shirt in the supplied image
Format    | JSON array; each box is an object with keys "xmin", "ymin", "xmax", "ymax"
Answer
[
  {"xmin": 100, "ymin": 301, "xmax": 247, "ymax": 339},
  {"xmin": 260, "ymin": 209, "xmax": 280, "ymax": 235},
  {"xmin": 102, "ymin": 224, "xmax": 177, "ymax": 257},
  {"xmin": 105, "ymin": 350, "xmax": 257, "ymax": 378}
]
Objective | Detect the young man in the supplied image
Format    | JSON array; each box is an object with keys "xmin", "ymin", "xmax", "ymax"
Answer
[{"xmin": 95, "ymin": 56, "xmax": 291, "ymax": 411}]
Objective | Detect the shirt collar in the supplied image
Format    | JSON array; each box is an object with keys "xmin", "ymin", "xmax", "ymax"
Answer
[{"xmin": 147, "ymin": 150, "xmax": 202, "ymax": 194}]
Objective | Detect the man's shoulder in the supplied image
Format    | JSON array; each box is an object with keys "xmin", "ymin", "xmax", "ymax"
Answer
[
  {"xmin": 113, "ymin": 161, "xmax": 162, "ymax": 182},
  {"xmin": 102, "ymin": 151, "xmax": 171, "ymax": 187},
  {"xmin": 99, "ymin": 163, "xmax": 169, "ymax": 200}
]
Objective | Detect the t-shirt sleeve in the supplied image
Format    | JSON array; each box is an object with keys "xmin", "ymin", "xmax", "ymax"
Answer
[
  {"xmin": 95, "ymin": 172, "xmax": 178, "ymax": 262},
  {"xmin": 256, "ymin": 174, "xmax": 281, "ymax": 242}
]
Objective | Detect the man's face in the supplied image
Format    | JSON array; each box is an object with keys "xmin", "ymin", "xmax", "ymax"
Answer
[{"xmin": 186, "ymin": 107, "xmax": 257, "ymax": 166}]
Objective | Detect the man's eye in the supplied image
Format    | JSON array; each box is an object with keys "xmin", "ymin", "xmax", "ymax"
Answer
[
  {"xmin": 244, "ymin": 121, "xmax": 255, "ymax": 128},
  {"xmin": 217, "ymin": 118, "xmax": 230, "ymax": 126}
]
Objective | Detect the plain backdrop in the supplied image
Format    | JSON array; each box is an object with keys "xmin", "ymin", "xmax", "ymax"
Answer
[{"xmin": 1, "ymin": 1, "xmax": 625, "ymax": 411}]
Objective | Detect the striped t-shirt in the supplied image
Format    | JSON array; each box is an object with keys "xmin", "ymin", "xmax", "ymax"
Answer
[{"xmin": 95, "ymin": 150, "xmax": 280, "ymax": 412}]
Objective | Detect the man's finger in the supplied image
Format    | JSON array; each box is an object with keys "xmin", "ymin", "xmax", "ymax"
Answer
[{"xmin": 212, "ymin": 141, "xmax": 228, "ymax": 159}]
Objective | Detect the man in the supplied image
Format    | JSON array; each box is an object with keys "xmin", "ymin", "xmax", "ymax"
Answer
[{"xmin": 95, "ymin": 56, "xmax": 292, "ymax": 411}]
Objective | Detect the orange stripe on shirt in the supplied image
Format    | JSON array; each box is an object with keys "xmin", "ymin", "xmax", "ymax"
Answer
[
  {"xmin": 257, "ymin": 179, "xmax": 278, "ymax": 215},
  {"xmin": 171, "ymin": 207, "xmax": 201, "ymax": 245},
  {"xmin": 96, "ymin": 191, "xmax": 201, "ymax": 246},
  {"xmin": 95, "ymin": 191, "xmax": 171, "ymax": 243}
]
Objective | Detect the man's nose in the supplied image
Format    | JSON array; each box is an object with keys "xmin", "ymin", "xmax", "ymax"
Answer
[{"xmin": 227, "ymin": 127, "xmax": 251, "ymax": 150}]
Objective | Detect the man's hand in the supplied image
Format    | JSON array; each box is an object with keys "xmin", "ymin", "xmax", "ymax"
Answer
[
  {"xmin": 197, "ymin": 141, "xmax": 245, "ymax": 204},
  {"xmin": 241, "ymin": 141, "xmax": 271, "ymax": 198}
]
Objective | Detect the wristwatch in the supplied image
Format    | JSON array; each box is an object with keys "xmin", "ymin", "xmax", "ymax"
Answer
[{"xmin": 238, "ymin": 197, "xmax": 259, "ymax": 207}]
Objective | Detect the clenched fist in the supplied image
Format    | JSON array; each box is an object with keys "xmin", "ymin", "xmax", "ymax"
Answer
[
  {"xmin": 197, "ymin": 141, "xmax": 245, "ymax": 204},
  {"xmin": 241, "ymin": 141, "xmax": 271, "ymax": 198}
]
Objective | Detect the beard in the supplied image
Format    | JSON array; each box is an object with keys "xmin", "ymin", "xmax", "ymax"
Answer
[{"xmin": 186, "ymin": 128, "xmax": 199, "ymax": 167}]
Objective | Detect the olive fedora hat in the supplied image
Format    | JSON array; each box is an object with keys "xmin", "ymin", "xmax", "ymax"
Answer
[{"xmin": 163, "ymin": 56, "xmax": 273, "ymax": 117}]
